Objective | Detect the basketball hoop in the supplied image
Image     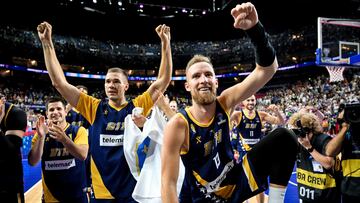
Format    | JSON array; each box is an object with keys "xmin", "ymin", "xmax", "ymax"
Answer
[{"xmin": 326, "ymin": 66, "xmax": 345, "ymax": 82}]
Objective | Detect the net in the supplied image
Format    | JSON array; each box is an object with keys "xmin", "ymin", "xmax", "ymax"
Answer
[
  {"xmin": 317, "ymin": 18, "xmax": 360, "ymax": 65},
  {"xmin": 326, "ymin": 66, "xmax": 345, "ymax": 82}
]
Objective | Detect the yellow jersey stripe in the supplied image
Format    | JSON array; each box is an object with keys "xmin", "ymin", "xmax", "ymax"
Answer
[
  {"xmin": 91, "ymin": 157, "xmax": 114, "ymax": 199},
  {"xmin": 242, "ymin": 155, "xmax": 258, "ymax": 191}
]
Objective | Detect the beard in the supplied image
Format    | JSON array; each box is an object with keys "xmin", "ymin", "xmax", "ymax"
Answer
[
  {"xmin": 191, "ymin": 89, "xmax": 217, "ymax": 105},
  {"xmin": 246, "ymin": 105, "xmax": 255, "ymax": 111}
]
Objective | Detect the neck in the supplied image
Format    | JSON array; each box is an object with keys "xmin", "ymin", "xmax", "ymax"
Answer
[
  {"xmin": 189, "ymin": 101, "xmax": 216, "ymax": 123},
  {"xmin": 109, "ymin": 97, "xmax": 126, "ymax": 108},
  {"xmin": 243, "ymin": 108, "xmax": 255, "ymax": 114},
  {"xmin": 59, "ymin": 121, "xmax": 67, "ymax": 129}
]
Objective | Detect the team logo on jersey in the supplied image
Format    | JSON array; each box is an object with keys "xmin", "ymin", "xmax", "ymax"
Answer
[
  {"xmin": 190, "ymin": 124, "xmax": 196, "ymax": 133},
  {"xmin": 217, "ymin": 113, "xmax": 226, "ymax": 125},
  {"xmin": 100, "ymin": 134, "xmax": 124, "ymax": 146},
  {"xmin": 204, "ymin": 140, "xmax": 213, "ymax": 156},
  {"xmin": 196, "ymin": 136, "xmax": 202, "ymax": 144}
]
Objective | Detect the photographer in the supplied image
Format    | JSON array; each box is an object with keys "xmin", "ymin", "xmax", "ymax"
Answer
[
  {"xmin": 326, "ymin": 103, "xmax": 360, "ymax": 203},
  {"xmin": 289, "ymin": 112, "xmax": 341, "ymax": 203}
]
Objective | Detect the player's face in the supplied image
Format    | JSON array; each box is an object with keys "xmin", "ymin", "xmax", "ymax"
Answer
[
  {"xmin": 169, "ymin": 101, "xmax": 178, "ymax": 112},
  {"xmin": 243, "ymin": 95, "xmax": 256, "ymax": 111},
  {"xmin": 46, "ymin": 101, "xmax": 66, "ymax": 124},
  {"xmin": 104, "ymin": 72, "xmax": 128, "ymax": 102},
  {"xmin": 185, "ymin": 62, "xmax": 218, "ymax": 105}
]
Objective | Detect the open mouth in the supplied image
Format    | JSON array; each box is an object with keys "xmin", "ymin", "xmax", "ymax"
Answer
[{"xmin": 198, "ymin": 87, "xmax": 211, "ymax": 93}]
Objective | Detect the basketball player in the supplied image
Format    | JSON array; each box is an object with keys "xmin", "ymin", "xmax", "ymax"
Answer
[
  {"xmin": 28, "ymin": 96, "xmax": 89, "ymax": 202},
  {"xmin": 37, "ymin": 21, "xmax": 172, "ymax": 202},
  {"xmin": 231, "ymin": 95, "xmax": 285, "ymax": 203},
  {"xmin": 0, "ymin": 98, "xmax": 27, "ymax": 203},
  {"xmin": 161, "ymin": 2, "xmax": 297, "ymax": 203}
]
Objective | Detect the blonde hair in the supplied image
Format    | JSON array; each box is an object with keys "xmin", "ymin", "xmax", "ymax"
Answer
[
  {"xmin": 185, "ymin": 55, "xmax": 213, "ymax": 73},
  {"xmin": 288, "ymin": 112, "xmax": 323, "ymax": 134}
]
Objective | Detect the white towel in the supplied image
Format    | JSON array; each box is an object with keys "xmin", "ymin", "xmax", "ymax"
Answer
[{"xmin": 124, "ymin": 107, "xmax": 185, "ymax": 203}]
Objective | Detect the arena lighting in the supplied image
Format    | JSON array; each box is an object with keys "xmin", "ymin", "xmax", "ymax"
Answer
[{"xmin": 0, "ymin": 61, "xmax": 316, "ymax": 81}]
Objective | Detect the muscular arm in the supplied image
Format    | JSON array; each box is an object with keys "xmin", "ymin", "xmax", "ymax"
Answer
[
  {"xmin": 38, "ymin": 22, "xmax": 80, "ymax": 107},
  {"xmin": 260, "ymin": 110, "xmax": 285, "ymax": 125},
  {"xmin": 230, "ymin": 111, "xmax": 241, "ymax": 125},
  {"xmin": 220, "ymin": 3, "xmax": 278, "ymax": 111},
  {"xmin": 148, "ymin": 25, "xmax": 173, "ymax": 102},
  {"xmin": 161, "ymin": 115, "xmax": 187, "ymax": 203},
  {"xmin": 308, "ymin": 149, "xmax": 335, "ymax": 170},
  {"xmin": 219, "ymin": 63, "xmax": 277, "ymax": 111}
]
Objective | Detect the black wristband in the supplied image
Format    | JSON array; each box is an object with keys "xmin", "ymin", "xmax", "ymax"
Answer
[
  {"xmin": 307, "ymin": 146, "xmax": 314, "ymax": 153},
  {"xmin": 245, "ymin": 21, "xmax": 276, "ymax": 67}
]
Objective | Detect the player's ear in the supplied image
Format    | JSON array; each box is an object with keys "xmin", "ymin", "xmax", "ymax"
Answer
[{"xmin": 185, "ymin": 81, "xmax": 191, "ymax": 92}]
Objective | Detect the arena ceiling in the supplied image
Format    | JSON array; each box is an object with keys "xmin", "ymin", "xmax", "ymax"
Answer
[{"xmin": 1, "ymin": 0, "xmax": 358, "ymax": 42}]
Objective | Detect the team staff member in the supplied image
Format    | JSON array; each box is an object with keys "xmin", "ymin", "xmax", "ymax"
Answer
[{"xmin": 289, "ymin": 112, "xmax": 341, "ymax": 203}]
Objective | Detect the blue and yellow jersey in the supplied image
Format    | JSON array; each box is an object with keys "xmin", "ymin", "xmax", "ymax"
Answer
[
  {"xmin": 76, "ymin": 91, "xmax": 153, "ymax": 199},
  {"xmin": 232, "ymin": 110, "xmax": 263, "ymax": 151},
  {"xmin": 32, "ymin": 123, "xmax": 88, "ymax": 202},
  {"xmin": 66, "ymin": 108, "xmax": 90, "ymax": 129},
  {"xmin": 178, "ymin": 99, "xmax": 261, "ymax": 202}
]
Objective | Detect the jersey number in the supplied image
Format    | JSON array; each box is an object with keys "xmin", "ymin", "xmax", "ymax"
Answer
[{"xmin": 299, "ymin": 186, "xmax": 314, "ymax": 200}]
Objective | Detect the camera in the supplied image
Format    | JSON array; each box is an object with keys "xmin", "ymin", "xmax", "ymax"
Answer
[
  {"xmin": 343, "ymin": 102, "xmax": 360, "ymax": 124},
  {"xmin": 292, "ymin": 119, "xmax": 311, "ymax": 138}
]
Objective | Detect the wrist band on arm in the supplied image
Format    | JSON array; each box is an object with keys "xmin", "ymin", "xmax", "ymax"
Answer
[{"xmin": 245, "ymin": 21, "xmax": 276, "ymax": 67}]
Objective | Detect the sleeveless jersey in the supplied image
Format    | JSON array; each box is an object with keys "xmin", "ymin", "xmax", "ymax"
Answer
[
  {"xmin": 32, "ymin": 123, "xmax": 88, "ymax": 202},
  {"xmin": 179, "ymin": 100, "xmax": 262, "ymax": 202},
  {"xmin": 231, "ymin": 110, "xmax": 263, "ymax": 152}
]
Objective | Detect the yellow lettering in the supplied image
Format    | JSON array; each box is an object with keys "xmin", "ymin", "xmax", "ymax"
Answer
[
  {"xmin": 297, "ymin": 172, "xmax": 305, "ymax": 181},
  {"xmin": 204, "ymin": 141, "xmax": 213, "ymax": 156},
  {"xmin": 106, "ymin": 122, "xmax": 116, "ymax": 131}
]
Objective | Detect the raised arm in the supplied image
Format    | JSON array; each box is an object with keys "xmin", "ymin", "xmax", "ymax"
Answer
[
  {"xmin": 28, "ymin": 116, "xmax": 47, "ymax": 166},
  {"xmin": 156, "ymin": 92, "xmax": 176, "ymax": 119},
  {"xmin": 161, "ymin": 115, "xmax": 187, "ymax": 203},
  {"xmin": 260, "ymin": 104, "xmax": 285, "ymax": 125},
  {"xmin": 219, "ymin": 2, "xmax": 277, "ymax": 111},
  {"xmin": 326, "ymin": 122, "xmax": 350, "ymax": 157},
  {"xmin": 298, "ymin": 133, "xmax": 335, "ymax": 170},
  {"xmin": 37, "ymin": 22, "xmax": 80, "ymax": 107},
  {"xmin": 147, "ymin": 24, "xmax": 173, "ymax": 102}
]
